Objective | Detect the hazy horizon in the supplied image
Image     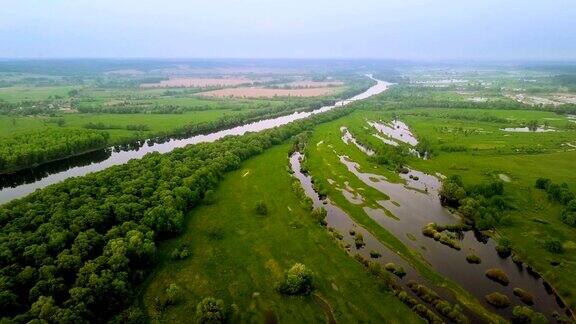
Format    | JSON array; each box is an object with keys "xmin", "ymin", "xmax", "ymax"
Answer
[{"xmin": 1, "ymin": 0, "xmax": 575, "ymax": 60}]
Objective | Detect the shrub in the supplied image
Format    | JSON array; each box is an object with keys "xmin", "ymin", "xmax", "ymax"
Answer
[
  {"xmin": 254, "ymin": 201, "xmax": 268, "ymax": 215},
  {"xmin": 485, "ymin": 268, "xmax": 510, "ymax": 286},
  {"xmin": 170, "ymin": 244, "xmax": 191, "ymax": 260},
  {"xmin": 354, "ymin": 233, "xmax": 365, "ymax": 249},
  {"xmin": 422, "ymin": 223, "xmax": 437, "ymax": 237},
  {"xmin": 495, "ymin": 236, "xmax": 512, "ymax": 258},
  {"xmin": 535, "ymin": 178, "xmax": 551, "ymax": 189},
  {"xmin": 543, "ymin": 238, "xmax": 564, "ymax": 254},
  {"xmin": 311, "ymin": 208, "xmax": 327, "ymax": 226},
  {"xmin": 277, "ymin": 263, "xmax": 314, "ymax": 295},
  {"xmin": 384, "ymin": 263, "xmax": 406, "ymax": 278},
  {"xmin": 560, "ymin": 200, "xmax": 576, "ymax": 227},
  {"xmin": 511, "ymin": 305, "xmax": 547, "ymax": 323},
  {"xmin": 196, "ymin": 297, "xmax": 227, "ymax": 324},
  {"xmin": 411, "ymin": 304, "xmax": 443, "ymax": 324},
  {"xmin": 165, "ymin": 283, "xmax": 181, "ymax": 305},
  {"xmin": 513, "ymin": 288, "xmax": 534, "ymax": 305},
  {"xmin": 439, "ymin": 176, "xmax": 466, "ymax": 207},
  {"xmin": 485, "ymin": 292, "xmax": 510, "ymax": 308},
  {"xmin": 466, "ymin": 253, "xmax": 481, "ymax": 264}
]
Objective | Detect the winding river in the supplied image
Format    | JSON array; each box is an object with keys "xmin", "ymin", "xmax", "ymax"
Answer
[{"xmin": 0, "ymin": 78, "xmax": 391, "ymax": 204}]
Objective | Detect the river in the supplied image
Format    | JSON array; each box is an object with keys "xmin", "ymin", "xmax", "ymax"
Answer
[{"xmin": 0, "ymin": 77, "xmax": 391, "ymax": 204}]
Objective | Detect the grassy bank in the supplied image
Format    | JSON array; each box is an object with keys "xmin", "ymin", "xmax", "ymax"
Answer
[{"xmin": 142, "ymin": 144, "xmax": 421, "ymax": 323}]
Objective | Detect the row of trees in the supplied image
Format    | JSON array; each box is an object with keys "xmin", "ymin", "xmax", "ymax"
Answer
[
  {"xmin": 0, "ymin": 129, "xmax": 109, "ymax": 173},
  {"xmin": 0, "ymin": 102, "xmax": 358, "ymax": 322}
]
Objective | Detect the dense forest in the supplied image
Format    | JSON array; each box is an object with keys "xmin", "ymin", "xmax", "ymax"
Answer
[
  {"xmin": 0, "ymin": 129, "xmax": 109, "ymax": 173},
  {"xmin": 0, "ymin": 104, "xmax": 356, "ymax": 323}
]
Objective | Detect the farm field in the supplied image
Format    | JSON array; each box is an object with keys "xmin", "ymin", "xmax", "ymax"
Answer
[
  {"xmin": 196, "ymin": 86, "xmax": 343, "ymax": 98},
  {"xmin": 140, "ymin": 77, "xmax": 257, "ymax": 88},
  {"xmin": 0, "ymin": 72, "xmax": 357, "ymax": 173}
]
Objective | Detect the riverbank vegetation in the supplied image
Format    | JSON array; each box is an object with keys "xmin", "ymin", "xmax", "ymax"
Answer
[
  {"xmin": 2, "ymin": 61, "xmax": 576, "ymax": 322},
  {"xmin": 0, "ymin": 104, "xmax": 366, "ymax": 322}
]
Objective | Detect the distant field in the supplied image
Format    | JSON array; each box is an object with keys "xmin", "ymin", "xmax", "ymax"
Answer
[
  {"xmin": 196, "ymin": 86, "xmax": 343, "ymax": 98},
  {"xmin": 0, "ymin": 85, "xmax": 77, "ymax": 102},
  {"xmin": 140, "ymin": 77, "xmax": 256, "ymax": 88},
  {"xmin": 285, "ymin": 80, "xmax": 344, "ymax": 87},
  {"xmin": 0, "ymin": 110, "xmax": 244, "ymax": 142},
  {"xmin": 307, "ymin": 106, "xmax": 576, "ymax": 313}
]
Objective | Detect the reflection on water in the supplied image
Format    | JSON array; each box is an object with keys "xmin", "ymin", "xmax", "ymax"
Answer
[
  {"xmin": 368, "ymin": 120, "xmax": 419, "ymax": 146},
  {"xmin": 339, "ymin": 155, "xmax": 569, "ymax": 320},
  {"xmin": 0, "ymin": 77, "xmax": 392, "ymax": 204}
]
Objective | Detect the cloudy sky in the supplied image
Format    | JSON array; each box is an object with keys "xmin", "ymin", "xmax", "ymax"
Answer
[{"xmin": 1, "ymin": 0, "xmax": 575, "ymax": 60}]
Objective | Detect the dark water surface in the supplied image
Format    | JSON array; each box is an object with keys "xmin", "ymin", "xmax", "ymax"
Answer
[{"xmin": 0, "ymin": 78, "xmax": 391, "ymax": 204}]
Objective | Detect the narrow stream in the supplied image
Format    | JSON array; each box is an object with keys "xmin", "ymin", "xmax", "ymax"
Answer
[
  {"xmin": 0, "ymin": 78, "xmax": 391, "ymax": 204},
  {"xmin": 334, "ymin": 130, "xmax": 570, "ymax": 321}
]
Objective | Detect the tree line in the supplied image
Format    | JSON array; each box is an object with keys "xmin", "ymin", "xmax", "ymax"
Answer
[
  {"xmin": 0, "ymin": 129, "xmax": 109, "ymax": 173},
  {"xmin": 0, "ymin": 103, "xmax": 358, "ymax": 323}
]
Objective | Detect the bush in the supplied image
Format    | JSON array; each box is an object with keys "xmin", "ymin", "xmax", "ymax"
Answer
[
  {"xmin": 496, "ymin": 236, "xmax": 512, "ymax": 258},
  {"xmin": 485, "ymin": 292, "xmax": 511, "ymax": 308},
  {"xmin": 485, "ymin": 268, "xmax": 510, "ymax": 286},
  {"xmin": 277, "ymin": 263, "xmax": 314, "ymax": 295},
  {"xmin": 384, "ymin": 263, "xmax": 406, "ymax": 278},
  {"xmin": 439, "ymin": 176, "xmax": 466, "ymax": 206},
  {"xmin": 165, "ymin": 283, "xmax": 181, "ymax": 305},
  {"xmin": 543, "ymin": 238, "xmax": 564, "ymax": 254},
  {"xmin": 311, "ymin": 208, "xmax": 327, "ymax": 226},
  {"xmin": 254, "ymin": 201, "xmax": 268, "ymax": 215},
  {"xmin": 513, "ymin": 288, "xmax": 534, "ymax": 305},
  {"xmin": 369, "ymin": 250, "xmax": 382, "ymax": 258},
  {"xmin": 535, "ymin": 178, "xmax": 551, "ymax": 190},
  {"xmin": 560, "ymin": 200, "xmax": 576, "ymax": 227},
  {"xmin": 511, "ymin": 305, "xmax": 547, "ymax": 323},
  {"xmin": 196, "ymin": 297, "xmax": 227, "ymax": 324},
  {"xmin": 354, "ymin": 233, "xmax": 365, "ymax": 249},
  {"xmin": 466, "ymin": 254, "xmax": 481, "ymax": 264},
  {"xmin": 170, "ymin": 244, "xmax": 191, "ymax": 260}
]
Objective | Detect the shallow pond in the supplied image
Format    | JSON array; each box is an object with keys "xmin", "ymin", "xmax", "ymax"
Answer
[{"xmin": 0, "ymin": 78, "xmax": 392, "ymax": 204}]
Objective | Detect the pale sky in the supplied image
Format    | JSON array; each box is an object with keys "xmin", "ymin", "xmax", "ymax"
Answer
[{"xmin": 0, "ymin": 0, "xmax": 575, "ymax": 60}]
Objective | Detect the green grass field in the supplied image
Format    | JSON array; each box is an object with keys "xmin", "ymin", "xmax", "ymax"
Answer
[
  {"xmin": 301, "ymin": 106, "xmax": 576, "ymax": 313},
  {"xmin": 141, "ymin": 144, "xmax": 422, "ymax": 323}
]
